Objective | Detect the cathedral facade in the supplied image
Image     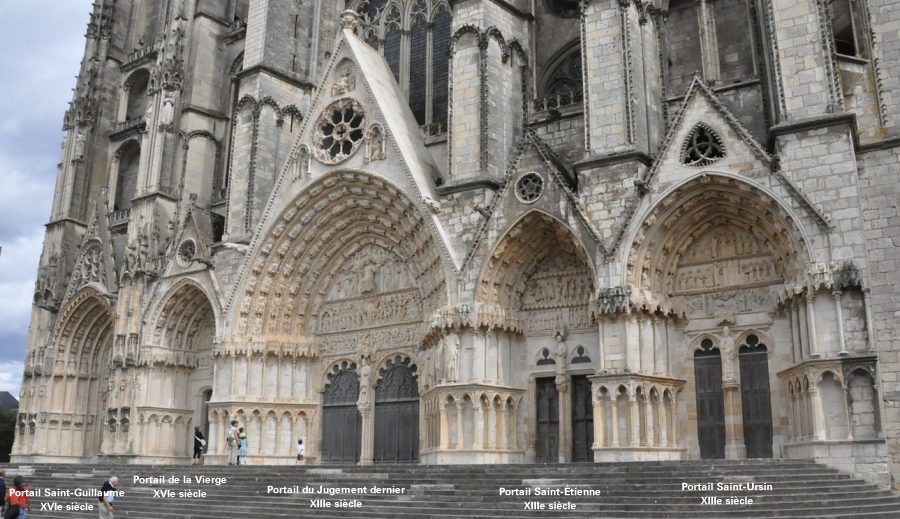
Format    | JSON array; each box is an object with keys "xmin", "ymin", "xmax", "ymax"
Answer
[{"xmin": 13, "ymin": 0, "xmax": 900, "ymax": 489}]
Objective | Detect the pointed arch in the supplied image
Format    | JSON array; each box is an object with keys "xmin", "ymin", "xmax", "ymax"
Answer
[
  {"xmin": 623, "ymin": 173, "xmax": 813, "ymax": 315},
  {"xmin": 475, "ymin": 210, "xmax": 596, "ymax": 332}
]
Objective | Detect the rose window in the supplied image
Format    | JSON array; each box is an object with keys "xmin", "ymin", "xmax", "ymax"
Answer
[
  {"xmin": 314, "ymin": 99, "xmax": 365, "ymax": 164},
  {"xmin": 515, "ymin": 172, "xmax": 544, "ymax": 203},
  {"xmin": 682, "ymin": 124, "xmax": 726, "ymax": 167},
  {"xmin": 177, "ymin": 239, "xmax": 197, "ymax": 267}
]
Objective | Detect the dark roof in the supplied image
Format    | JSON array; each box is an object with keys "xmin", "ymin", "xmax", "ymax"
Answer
[{"xmin": 0, "ymin": 391, "xmax": 18, "ymax": 410}]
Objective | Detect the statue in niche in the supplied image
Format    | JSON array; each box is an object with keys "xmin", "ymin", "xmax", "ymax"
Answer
[
  {"xmin": 364, "ymin": 125, "xmax": 386, "ymax": 163},
  {"xmin": 160, "ymin": 93, "xmax": 176, "ymax": 125},
  {"xmin": 554, "ymin": 327, "xmax": 568, "ymax": 375},
  {"xmin": 74, "ymin": 127, "xmax": 86, "ymax": 160},
  {"xmin": 445, "ymin": 334, "xmax": 460, "ymax": 383},
  {"xmin": 720, "ymin": 325, "xmax": 737, "ymax": 384},
  {"xmin": 357, "ymin": 358, "xmax": 372, "ymax": 408},
  {"xmin": 332, "ymin": 67, "xmax": 356, "ymax": 96}
]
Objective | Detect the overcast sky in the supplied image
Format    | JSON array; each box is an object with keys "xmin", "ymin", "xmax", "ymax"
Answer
[{"xmin": 0, "ymin": 1, "xmax": 93, "ymax": 396}]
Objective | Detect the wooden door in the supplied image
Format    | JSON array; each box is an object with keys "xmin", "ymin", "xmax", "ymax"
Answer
[
  {"xmin": 322, "ymin": 367, "xmax": 361, "ymax": 464},
  {"xmin": 739, "ymin": 336, "xmax": 773, "ymax": 458},
  {"xmin": 571, "ymin": 375, "xmax": 594, "ymax": 462},
  {"xmin": 374, "ymin": 362, "xmax": 419, "ymax": 463},
  {"xmin": 694, "ymin": 341, "xmax": 726, "ymax": 459},
  {"xmin": 536, "ymin": 378, "xmax": 559, "ymax": 463}
]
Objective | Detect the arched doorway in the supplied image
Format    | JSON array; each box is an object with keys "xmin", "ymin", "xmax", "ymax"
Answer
[
  {"xmin": 374, "ymin": 356, "xmax": 419, "ymax": 463},
  {"xmin": 694, "ymin": 338, "xmax": 725, "ymax": 459},
  {"xmin": 145, "ymin": 282, "xmax": 216, "ymax": 460},
  {"xmin": 322, "ymin": 362, "xmax": 361, "ymax": 464},
  {"xmin": 739, "ymin": 334, "xmax": 773, "ymax": 458}
]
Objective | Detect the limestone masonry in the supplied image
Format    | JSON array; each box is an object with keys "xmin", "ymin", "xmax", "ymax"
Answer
[{"xmin": 12, "ymin": 0, "xmax": 900, "ymax": 491}]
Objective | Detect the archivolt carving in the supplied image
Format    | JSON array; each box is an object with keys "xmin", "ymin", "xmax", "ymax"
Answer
[
  {"xmin": 476, "ymin": 211, "xmax": 594, "ymax": 333},
  {"xmin": 47, "ymin": 287, "xmax": 114, "ymax": 377},
  {"xmin": 232, "ymin": 171, "xmax": 447, "ymax": 354},
  {"xmin": 625, "ymin": 174, "xmax": 810, "ymax": 316},
  {"xmin": 145, "ymin": 281, "xmax": 216, "ymax": 367}
]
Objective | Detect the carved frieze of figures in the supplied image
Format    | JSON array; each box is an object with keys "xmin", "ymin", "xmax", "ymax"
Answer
[
  {"xmin": 675, "ymin": 286, "xmax": 774, "ymax": 319},
  {"xmin": 317, "ymin": 289, "xmax": 421, "ymax": 334},
  {"xmin": 317, "ymin": 323, "xmax": 421, "ymax": 357},
  {"xmin": 326, "ymin": 247, "xmax": 414, "ymax": 300}
]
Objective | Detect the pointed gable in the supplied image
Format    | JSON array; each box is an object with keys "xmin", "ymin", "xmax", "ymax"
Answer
[
  {"xmin": 645, "ymin": 77, "xmax": 771, "ymax": 186},
  {"xmin": 63, "ymin": 190, "xmax": 117, "ymax": 300}
]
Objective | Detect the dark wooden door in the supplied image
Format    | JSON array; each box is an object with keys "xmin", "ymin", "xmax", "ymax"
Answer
[
  {"xmin": 740, "ymin": 338, "xmax": 773, "ymax": 458},
  {"xmin": 536, "ymin": 378, "xmax": 559, "ymax": 463},
  {"xmin": 694, "ymin": 345, "xmax": 726, "ymax": 459},
  {"xmin": 374, "ymin": 362, "xmax": 419, "ymax": 463},
  {"xmin": 322, "ymin": 368, "xmax": 361, "ymax": 464},
  {"xmin": 571, "ymin": 375, "xmax": 594, "ymax": 462}
]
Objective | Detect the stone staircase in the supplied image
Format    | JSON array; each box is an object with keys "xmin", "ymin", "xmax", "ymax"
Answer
[{"xmin": 2, "ymin": 460, "xmax": 899, "ymax": 518}]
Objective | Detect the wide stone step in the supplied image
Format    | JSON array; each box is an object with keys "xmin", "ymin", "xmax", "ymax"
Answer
[{"xmin": 5, "ymin": 460, "xmax": 898, "ymax": 518}]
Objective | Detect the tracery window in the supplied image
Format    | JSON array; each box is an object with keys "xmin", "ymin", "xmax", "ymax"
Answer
[
  {"xmin": 543, "ymin": 45, "xmax": 583, "ymax": 98},
  {"xmin": 348, "ymin": 0, "xmax": 452, "ymax": 130}
]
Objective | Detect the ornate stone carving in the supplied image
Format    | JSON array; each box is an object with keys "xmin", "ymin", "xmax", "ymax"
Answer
[
  {"xmin": 364, "ymin": 124, "xmax": 386, "ymax": 163},
  {"xmin": 313, "ymin": 98, "xmax": 365, "ymax": 165},
  {"xmin": 332, "ymin": 66, "xmax": 357, "ymax": 96}
]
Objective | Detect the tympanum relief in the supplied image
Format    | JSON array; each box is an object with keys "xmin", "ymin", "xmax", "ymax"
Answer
[
  {"xmin": 672, "ymin": 226, "xmax": 782, "ymax": 318},
  {"xmin": 316, "ymin": 246, "xmax": 423, "ymax": 357},
  {"xmin": 520, "ymin": 250, "xmax": 593, "ymax": 335}
]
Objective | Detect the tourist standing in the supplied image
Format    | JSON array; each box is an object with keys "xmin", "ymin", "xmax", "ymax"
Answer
[
  {"xmin": 238, "ymin": 427, "xmax": 248, "ymax": 465},
  {"xmin": 4, "ymin": 475, "xmax": 29, "ymax": 519},
  {"xmin": 296, "ymin": 438, "xmax": 305, "ymax": 465},
  {"xmin": 192, "ymin": 426, "xmax": 206, "ymax": 465},
  {"xmin": 98, "ymin": 476, "xmax": 118, "ymax": 519},
  {"xmin": 226, "ymin": 420, "xmax": 239, "ymax": 465}
]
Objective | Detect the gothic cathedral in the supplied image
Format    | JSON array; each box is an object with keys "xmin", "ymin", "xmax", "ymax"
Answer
[{"xmin": 13, "ymin": 0, "xmax": 900, "ymax": 490}]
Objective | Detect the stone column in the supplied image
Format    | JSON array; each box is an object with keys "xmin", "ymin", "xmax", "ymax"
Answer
[
  {"xmin": 806, "ymin": 292, "xmax": 821, "ymax": 357},
  {"xmin": 357, "ymin": 403, "xmax": 373, "ymax": 465},
  {"xmin": 667, "ymin": 399, "xmax": 677, "ymax": 447},
  {"xmin": 808, "ymin": 384, "xmax": 826, "ymax": 440},
  {"xmin": 610, "ymin": 394, "xmax": 620, "ymax": 447},
  {"xmin": 439, "ymin": 403, "xmax": 449, "ymax": 449},
  {"xmin": 488, "ymin": 402, "xmax": 497, "ymax": 449},
  {"xmin": 640, "ymin": 318, "xmax": 653, "ymax": 373},
  {"xmin": 592, "ymin": 394, "xmax": 605, "ymax": 451},
  {"xmin": 644, "ymin": 396, "xmax": 655, "ymax": 447},
  {"xmin": 723, "ymin": 383, "xmax": 746, "ymax": 459},
  {"xmin": 658, "ymin": 397, "xmax": 669, "ymax": 447},
  {"xmin": 474, "ymin": 403, "xmax": 485, "ymax": 449},
  {"xmin": 843, "ymin": 382, "xmax": 855, "ymax": 441},
  {"xmin": 798, "ymin": 300, "xmax": 811, "ymax": 359},
  {"xmin": 789, "ymin": 302, "xmax": 802, "ymax": 361},
  {"xmin": 556, "ymin": 375, "xmax": 571, "ymax": 462},
  {"xmin": 499, "ymin": 401, "xmax": 509, "ymax": 450},
  {"xmin": 525, "ymin": 377, "xmax": 536, "ymax": 461},
  {"xmin": 456, "ymin": 400, "xmax": 465, "ymax": 450},
  {"xmin": 833, "ymin": 290, "xmax": 848, "ymax": 355},
  {"xmin": 629, "ymin": 393, "xmax": 640, "ymax": 447},
  {"xmin": 625, "ymin": 316, "xmax": 640, "ymax": 372}
]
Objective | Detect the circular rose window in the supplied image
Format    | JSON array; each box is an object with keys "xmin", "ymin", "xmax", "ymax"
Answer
[
  {"xmin": 314, "ymin": 98, "xmax": 365, "ymax": 164},
  {"xmin": 177, "ymin": 239, "xmax": 197, "ymax": 267},
  {"xmin": 515, "ymin": 172, "xmax": 545, "ymax": 204}
]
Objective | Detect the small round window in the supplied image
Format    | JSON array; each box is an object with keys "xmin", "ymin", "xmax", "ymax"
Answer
[
  {"xmin": 176, "ymin": 239, "xmax": 196, "ymax": 267},
  {"xmin": 515, "ymin": 172, "xmax": 544, "ymax": 204},
  {"xmin": 314, "ymin": 98, "xmax": 365, "ymax": 164}
]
